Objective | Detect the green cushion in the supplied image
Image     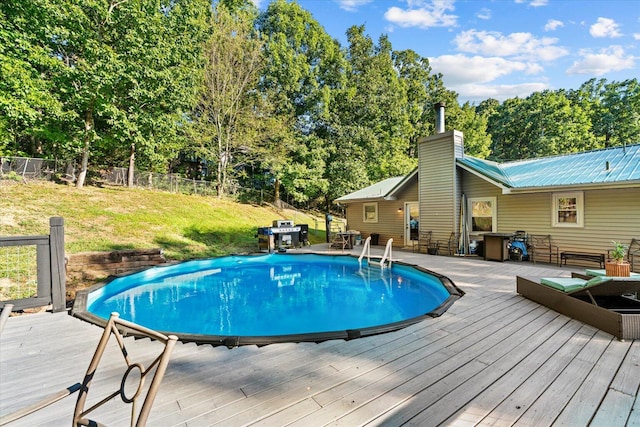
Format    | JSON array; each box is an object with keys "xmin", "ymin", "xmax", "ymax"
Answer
[
  {"xmin": 586, "ymin": 269, "xmax": 640, "ymax": 278},
  {"xmin": 540, "ymin": 276, "xmax": 616, "ymax": 292},
  {"xmin": 583, "ymin": 276, "xmax": 612, "ymax": 287},
  {"xmin": 540, "ymin": 277, "xmax": 588, "ymax": 292}
]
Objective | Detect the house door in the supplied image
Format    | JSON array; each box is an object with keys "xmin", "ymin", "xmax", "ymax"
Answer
[{"xmin": 404, "ymin": 202, "xmax": 419, "ymax": 247}]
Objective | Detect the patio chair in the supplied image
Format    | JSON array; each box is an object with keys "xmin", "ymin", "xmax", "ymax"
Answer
[
  {"xmin": 0, "ymin": 312, "xmax": 177, "ymax": 426},
  {"xmin": 517, "ymin": 275, "xmax": 640, "ymax": 340},
  {"xmin": 330, "ymin": 231, "xmax": 351, "ymax": 250},
  {"xmin": 446, "ymin": 232, "xmax": 460, "ymax": 256},
  {"xmin": 0, "ymin": 304, "xmax": 13, "ymax": 334},
  {"xmin": 528, "ymin": 234, "xmax": 560, "ymax": 265},
  {"xmin": 413, "ymin": 231, "xmax": 433, "ymax": 253},
  {"xmin": 630, "ymin": 239, "xmax": 640, "ymax": 272}
]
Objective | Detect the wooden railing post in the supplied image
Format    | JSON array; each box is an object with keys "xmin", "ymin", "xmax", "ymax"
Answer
[{"xmin": 49, "ymin": 217, "xmax": 66, "ymax": 312}]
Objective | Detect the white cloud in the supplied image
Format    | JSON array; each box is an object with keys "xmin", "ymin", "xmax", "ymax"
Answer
[
  {"xmin": 429, "ymin": 54, "xmax": 543, "ymax": 85},
  {"xmin": 453, "ymin": 82, "xmax": 550, "ymax": 102},
  {"xmin": 567, "ymin": 46, "xmax": 635, "ymax": 75},
  {"xmin": 544, "ymin": 19, "xmax": 564, "ymax": 32},
  {"xmin": 530, "ymin": 0, "xmax": 549, "ymax": 6},
  {"xmin": 477, "ymin": 8, "xmax": 491, "ymax": 20},
  {"xmin": 454, "ymin": 30, "xmax": 569, "ymax": 62},
  {"xmin": 590, "ymin": 17, "xmax": 622, "ymax": 38},
  {"xmin": 634, "ymin": 33, "xmax": 640, "ymax": 40},
  {"xmin": 336, "ymin": 0, "xmax": 373, "ymax": 12},
  {"xmin": 514, "ymin": 0, "xmax": 548, "ymax": 6},
  {"xmin": 384, "ymin": 0, "xmax": 457, "ymax": 29}
]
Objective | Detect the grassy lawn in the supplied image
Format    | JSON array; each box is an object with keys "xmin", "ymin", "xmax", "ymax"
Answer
[{"xmin": 0, "ymin": 180, "xmax": 328, "ymax": 260}]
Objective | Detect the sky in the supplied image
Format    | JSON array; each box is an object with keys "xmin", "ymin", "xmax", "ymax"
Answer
[{"xmin": 254, "ymin": 0, "xmax": 639, "ymax": 104}]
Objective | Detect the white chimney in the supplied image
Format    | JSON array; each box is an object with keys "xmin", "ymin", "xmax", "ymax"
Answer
[{"xmin": 434, "ymin": 102, "xmax": 445, "ymax": 133}]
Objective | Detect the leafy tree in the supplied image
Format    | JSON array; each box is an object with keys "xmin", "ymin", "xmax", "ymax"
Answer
[
  {"xmin": 0, "ymin": 1, "xmax": 71, "ymax": 157},
  {"xmin": 192, "ymin": 2, "xmax": 263, "ymax": 197},
  {"xmin": 37, "ymin": 0, "xmax": 209, "ymax": 188},
  {"xmin": 488, "ymin": 90, "xmax": 594, "ymax": 160},
  {"xmin": 256, "ymin": 0, "xmax": 344, "ymax": 205},
  {"xmin": 393, "ymin": 49, "xmax": 438, "ymax": 157},
  {"xmin": 597, "ymin": 79, "xmax": 640, "ymax": 147},
  {"xmin": 457, "ymin": 102, "xmax": 491, "ymax": 158},
  {"xmin": 334, "ymin": 26, "xmax": 414, "ymax": 182}
]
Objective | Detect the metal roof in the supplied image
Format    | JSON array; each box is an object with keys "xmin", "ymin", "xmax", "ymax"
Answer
[
  {"xmin": 457, "ymin": 143, "xmax": 640, "ymax": 190},
  {"xmin": 335, "ymin": 176, "xmax": 405, "ymax": 203},
  {"xmin": 335, "ymin": 168, "xmax": 419, "ymax": 203}
]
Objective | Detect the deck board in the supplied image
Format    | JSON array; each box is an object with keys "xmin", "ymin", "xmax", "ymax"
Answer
[{"xmin": 1, "ymin": 246, "xmax": 639, "ymax": 426}]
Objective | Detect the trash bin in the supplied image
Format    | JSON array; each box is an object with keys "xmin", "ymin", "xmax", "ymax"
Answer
[{"xmin": 370, "ymin": 233, "xmax": 379, "ymax": 245}]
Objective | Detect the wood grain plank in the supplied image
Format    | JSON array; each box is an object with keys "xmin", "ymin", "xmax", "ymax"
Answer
[
  {"xmin": 551, "ymin": 337, "xmax": 632, "ymax": 426},
  {"xmin": 1, "ymin": 248, "xmax": 637, "ymax": 427},
  {"xmin": 513, "ymin": 330, "xmax": 615, "ymax": 427},
  {"xmin": 367, "ymin": 308, "xmax": 564, "ymax": 427}
]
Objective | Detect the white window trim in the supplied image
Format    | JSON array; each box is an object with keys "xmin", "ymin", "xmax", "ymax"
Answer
[
  {"xmin": 552, "ymin": 191, "xmax": 584, "ymax": 228},
  {"xmin": 467, "ymin": 197, "xmax": 497, "ymax": 234},
  {"xmin": 363, "ymin": 202, "xmax": 378, "ymax": 223}
]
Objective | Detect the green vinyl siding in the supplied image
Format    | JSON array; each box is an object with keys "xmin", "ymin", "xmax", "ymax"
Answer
[
  {"xmin": 343, "ymin": 176, "xmax": 418, "ymax": 247},
  {"xmin": 418, "ymin": 131, "xmax": 463, "ymax": 244}
]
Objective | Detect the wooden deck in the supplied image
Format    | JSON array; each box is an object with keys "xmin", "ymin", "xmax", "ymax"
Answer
[{"xmin": 2, "ymin": 247, "xmax": 639, "ymax": 426}]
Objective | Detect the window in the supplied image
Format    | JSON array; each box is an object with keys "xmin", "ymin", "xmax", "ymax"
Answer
[
  {"xmin": 468, "ymin": 197, "xmax": 496, "ymax": 233},
  {"xmin": 363, "ymin": 202, "xmax": 378, "ymax": 223},
  {"xmin": 552, "ymin": 192, "xmax": 584, "ymax": 227}
]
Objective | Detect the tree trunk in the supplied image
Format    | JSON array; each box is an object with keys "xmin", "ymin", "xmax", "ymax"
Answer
[
  {"xmin": 274, "ymin": 178, "xmax": 281, "ymax": 208},
  {"xmin": 217, "ymin": 153, "xmax": 225, "ymax": 198},
  {"xmin": 76, "ymin": 108, "xmax": 94, "ymax": 189},
  {"xmin": 127, "ymin": 143, "xmax": 135, "ymax": 188}
]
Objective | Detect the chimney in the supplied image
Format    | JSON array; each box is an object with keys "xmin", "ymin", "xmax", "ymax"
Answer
[{"xmin": 434, "ymin": 102, "xmax": 446, "ymax": 133}]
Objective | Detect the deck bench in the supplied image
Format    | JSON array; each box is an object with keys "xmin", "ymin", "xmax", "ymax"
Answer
[{"xmin": 561, "ymin": 251, "xmax": 605, "ymax": 268}]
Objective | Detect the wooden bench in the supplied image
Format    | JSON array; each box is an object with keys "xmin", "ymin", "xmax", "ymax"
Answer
[{"xmin": 561, "ymin": 251, "xmax": 605, "ymax": 268}]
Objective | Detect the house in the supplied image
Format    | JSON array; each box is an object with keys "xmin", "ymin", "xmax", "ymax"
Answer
[{"xmin": 335, "ymin": 105, "xmax": 640, "ymax": 263}]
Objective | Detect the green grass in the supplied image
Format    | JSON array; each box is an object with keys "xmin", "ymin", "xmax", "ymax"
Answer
[{"xmin": 0, "ymin": 180, "xmax": 328, "ymax": 260}]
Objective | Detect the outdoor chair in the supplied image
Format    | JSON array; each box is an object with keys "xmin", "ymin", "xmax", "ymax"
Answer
[
  {"xmin": 446, "ymin": 232, "xmax": 460, "ymax": 256},
  {"xmin": 414, "ymin": 231, "xmax": 433, "ymax": 253},
  {"xmin": 528, "ymin": 234, "xmax": 560, "ymax": 265},
  {"xmin": 0, "ymin": 304, "xmax": 13, "ymax": 334},
  {"xmin": 330, "ymin": 231, "xmax": 350, "ymax": 250},
  {"xmin": 517, "ymin": 274, "xmax": 640, "ymax": 340},
  {"xmin": 620, "ymin": 238, "xmax": 640, "ymax": 272},
  {"xmin": 0, "ymin": 312, "xmax": 177, "ymax": 427},
  {"xmin": 329, "ymin": 224, "xmax": 349, "ymax": 250}
]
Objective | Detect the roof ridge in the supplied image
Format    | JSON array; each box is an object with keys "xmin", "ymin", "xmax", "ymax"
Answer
[{"xmin": 500, "ymin": 142, "xmax": 640, "ymax": 165}]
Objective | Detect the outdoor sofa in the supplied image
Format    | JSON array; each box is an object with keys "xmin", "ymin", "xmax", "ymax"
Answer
[{"xmin": 516, "ymin": 275, "xmax": 640, "ymax": 340}]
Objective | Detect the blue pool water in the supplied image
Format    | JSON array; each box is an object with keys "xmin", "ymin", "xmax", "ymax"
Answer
[{"xmin": 81, "ymin": 253, "xmax": 461, "ymax": 344}]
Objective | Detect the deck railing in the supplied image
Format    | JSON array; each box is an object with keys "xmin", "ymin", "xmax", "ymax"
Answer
[{"xmin": 0, "ymin": 217, "xmax": 66, "ymax": 312}]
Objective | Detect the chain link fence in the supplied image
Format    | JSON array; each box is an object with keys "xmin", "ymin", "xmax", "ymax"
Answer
[
  {"xmin": 104, "ymin": 167, "xmax": 220, "ymax": 196},
  {"xmin": 0, "ymin": 245, "xmax": 38, "ymax": 302},
  {"xmin": 1, "ymin": 157, "xmax": 277, "ymax": 204},
  {"xmin": 0, "ymin": 157, "xmax": 73, "ymax": 182}
]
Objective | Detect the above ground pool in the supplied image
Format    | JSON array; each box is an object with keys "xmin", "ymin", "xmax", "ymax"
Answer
[{"xmin": 73, "ymin": 253, "xmax": 464, "ymax": 346}]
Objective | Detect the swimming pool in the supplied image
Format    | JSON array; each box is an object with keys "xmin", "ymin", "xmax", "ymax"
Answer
[{"xmin": 73, "ymin": 253, "xmax": 463, "ymax": 346}]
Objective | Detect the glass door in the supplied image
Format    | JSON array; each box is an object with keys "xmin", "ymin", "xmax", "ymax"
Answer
[{"xmin": 405, "ymin": 202, "xmax": 419, "ymax": 247}]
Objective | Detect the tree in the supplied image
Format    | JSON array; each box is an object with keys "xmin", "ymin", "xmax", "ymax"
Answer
[
  {"xmin": 257, "ymin": 0, "xmax": 344, "ymax": 205},
  {"xmin": 598, "ymin": 79, "xmax": 640, "ymax": 147},
  {"xmin": 192, "ymin": 3, "xmax": 263, "ymax": 197},
  {"xmin": 458, "ymin": 102, "xmax": 491, "ymax": 158},
  {"xmin": 335, "ymin": 26, "xmax": 415, "ymax": 182},
  {"xmin": 488, "ymin": 90, "xmax": 595, "ymax": 160},
  {"xmin": 393, "ymin": 49, "xmax": 438, "ymax": 157},
  {"xmin": 39, "ymin": 0, "xmax": 209, "ymax": 188},
  {"xmin": 0, "ymin": 1, "xmax": 71, "ymax": 157}
]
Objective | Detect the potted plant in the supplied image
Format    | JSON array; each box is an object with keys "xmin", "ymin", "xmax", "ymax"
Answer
[{"xmin": 606, "ymin": 240, "xmax": 630, "ymax": 276}]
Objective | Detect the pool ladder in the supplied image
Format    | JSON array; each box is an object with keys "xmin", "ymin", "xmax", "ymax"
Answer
[{"xmin": 358, "ymin": 236, "xmax": 393, "ymax": 269}]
